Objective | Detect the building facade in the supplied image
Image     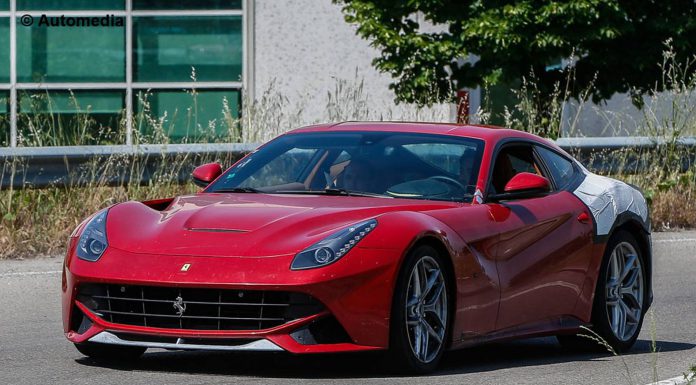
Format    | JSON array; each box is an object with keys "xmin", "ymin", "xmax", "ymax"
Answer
[
  {"xmin": 0, "ymin": 0, "xmax": 653, "ymax": 148},
  {"xmin": 0, "ymin": 0, "xmax": 250, "ymax": 147},
  {"xmin": 0, "ymin": 0, "xmax": 422, "ymax": 148}
]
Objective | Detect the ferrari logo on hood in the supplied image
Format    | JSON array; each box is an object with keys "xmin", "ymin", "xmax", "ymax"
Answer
[{"xmin": 180, "ymin": 263, "xmax": 191, "ymax": 272}]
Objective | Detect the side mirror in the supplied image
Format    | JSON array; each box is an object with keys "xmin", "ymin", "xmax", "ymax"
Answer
[
  {"xmin": 192, "ymin": 163, "xmax": 222, "ymax": 188},
  {"xmin": 489, "ymin": 172, "xmax": 551, "ymax": 201},
  {"xmin": 504, "ymin": 172, "xmax": 551, "ymax": 194}
]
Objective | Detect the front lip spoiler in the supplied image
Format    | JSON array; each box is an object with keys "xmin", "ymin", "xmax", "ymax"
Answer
[{"xmin": 88, "ymin": 331, "xmax": 284, "ymax": 352}]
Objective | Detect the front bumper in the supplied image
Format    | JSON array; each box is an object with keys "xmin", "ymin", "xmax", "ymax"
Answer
[{"xmin": 62, "ymin": 241, "xmax": 402, "ymax": 354}]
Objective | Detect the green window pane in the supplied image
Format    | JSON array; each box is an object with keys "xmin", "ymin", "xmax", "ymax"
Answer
[
  {"xmin": 0, "ymin": 92, "xmax": 8, "ymax": 147},
  {"xmin": 0, "ymin": 1, "xmax": 7, "ymax": 10},
  {"xmin": 18, "ymin": 0, "xmax": 124, "ymax": 10},
  {"xmin": 133, "ymin": 0, "xmax": 241, "ymax": 10},
  {"xmin": 17, "ymin": 18, "xmax": 125, "ymax": 82},
  {"xmin": 0, "ymin": 18, "xmax": 8, "ymax": 83},
  {"xmin": 134, "ymin": 16, "xmax": 242, "ymax": 82},
  {"xmin": 18, "ymin": 91, "xmax": 125, "ymax": 146},
  {"xmin": 135, "ymin": 89, "xmax": 240, "ymax": 144}
]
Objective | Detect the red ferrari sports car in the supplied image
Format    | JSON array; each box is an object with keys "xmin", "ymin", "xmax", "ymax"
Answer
[{"xmin": 62, "ymin": 122, "xmax": 652, "ymax": 373}]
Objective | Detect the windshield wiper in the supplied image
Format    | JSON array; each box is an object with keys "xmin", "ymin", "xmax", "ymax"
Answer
[
  {"xmin": 212, "ymin": 187, "xmax": 263, "ymax": 193},
  {"xmin": 324, "ymin": 187, "xmax": 383, "ymax": 197},
  {"xmin": 274, "ymin": 188, "xmax": 391, "ymax": 198}
]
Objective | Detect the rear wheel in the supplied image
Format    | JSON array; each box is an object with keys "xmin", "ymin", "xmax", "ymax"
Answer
[
  {"xmin": 387, "ymin": 245, "xmax": 450, "ymax": 374},
  {"xmin": 558, "ymin": 231, "xmax": 647, "ymax": 353},
  {"xmin": 74, "ymin": 342, "xmax": 146, "ymax": 361}
]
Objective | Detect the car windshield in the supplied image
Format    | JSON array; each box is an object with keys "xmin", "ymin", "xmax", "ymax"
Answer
[{"xmin": 207, "ymin": 131, "xmax": 485, "ymax": 202}]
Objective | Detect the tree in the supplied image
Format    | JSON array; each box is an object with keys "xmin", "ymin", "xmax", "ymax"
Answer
[{"xmin": 335, "ymin": 0, "xmax": 696, "ymax": 133}]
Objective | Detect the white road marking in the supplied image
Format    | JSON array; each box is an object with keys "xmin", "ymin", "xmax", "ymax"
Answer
[
  {"xmin": 645, "ymin": 373, "xmax": 694, "ymax": 385},
  {"xmin": 0, "ymin": 270, "xmax": 61, "ymax": 278},
  {"xmin": 654, "ymin": 238, "xmax": 696, "ymax": 243}
]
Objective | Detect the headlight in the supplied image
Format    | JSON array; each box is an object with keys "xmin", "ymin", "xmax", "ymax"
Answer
[
  {"xmin": 291, "ymin": 219, "xmax": 377, "ymax": 270},
  {"xmin": 76, "ymin": 210, "xmax": 109, "ymax": 262}
]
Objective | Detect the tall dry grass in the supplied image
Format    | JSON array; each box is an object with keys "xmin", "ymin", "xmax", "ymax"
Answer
[
  {"xmin": 0, "ymin": 73, "xmax": 452, "ymax": 258},
  {"xmin": 495, "ymin": 42, "xmax": 696, "ymax": 230},
  {"xmin": 1, "ymin": 45, "xmax": 695, "ymax": 258}
]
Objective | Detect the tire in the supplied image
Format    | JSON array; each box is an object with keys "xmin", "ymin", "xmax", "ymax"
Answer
[
  {"xmin": 74, "ymin": 342, "xmax": 146, "ymax": 361},
  {"xmin": 558, "ymin": 230, "xmax": 648, "ymax": 353},
  {"xmin": 386, "ymin": 245, "xmax": 451, "ymax": 374}
]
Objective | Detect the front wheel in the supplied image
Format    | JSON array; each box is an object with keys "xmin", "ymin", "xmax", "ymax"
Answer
[
  {"xmin": 387, "ymin": 245, "xmax": 451, "ymax": 374},
  {"xmin": 74, "ymin": 342, "xmax": 146, "ymax": 361},
  {"xmin": 558, "ymin": 231, "xmax": 647, "ymax": 352}
]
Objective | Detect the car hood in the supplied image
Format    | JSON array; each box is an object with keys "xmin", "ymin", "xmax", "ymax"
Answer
[{"xmin": 106, "ymin": 193, "xmax": 460, "ymax": 257}]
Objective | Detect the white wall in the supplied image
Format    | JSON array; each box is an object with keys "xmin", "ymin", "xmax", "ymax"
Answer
[
  {"xmin": 252, "ymin": 0, "xmax": 451, "ymax": 127},
  {"xmin": 561, "ymin": 90, "xmax": 696, "ymax": 137},
  {"xmin": 253, "ymin": 1, "xmax": 689, "ymax": 137}
]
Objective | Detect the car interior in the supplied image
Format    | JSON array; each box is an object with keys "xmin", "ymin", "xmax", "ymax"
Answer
[{"xmin": 226, "ymin": 134, "xmax": 485, "ymax": 202}]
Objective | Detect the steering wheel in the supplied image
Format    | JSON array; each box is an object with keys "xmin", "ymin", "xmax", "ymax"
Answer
[{"xmin": 427, "ymin": 175, "xmax": 467, "ymax": 191}]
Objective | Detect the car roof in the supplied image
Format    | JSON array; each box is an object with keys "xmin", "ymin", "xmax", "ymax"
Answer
[{"xmin": 287, "ymin": 121, "xmax": 555, "ymax": 147}]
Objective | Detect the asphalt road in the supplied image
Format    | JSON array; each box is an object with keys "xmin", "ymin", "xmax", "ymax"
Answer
[{"xmin": 1, "ymin": 231, "xmax": 695, "ymax": 385}]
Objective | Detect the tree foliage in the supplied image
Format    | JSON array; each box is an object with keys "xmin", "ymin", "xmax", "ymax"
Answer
[{"xmin": 335, "ymin": 0, "xmax": 696, "ymax": 106}]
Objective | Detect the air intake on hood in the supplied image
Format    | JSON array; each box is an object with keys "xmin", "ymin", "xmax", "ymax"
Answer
[{"xmin": 185, "ymin": 227, "xmax": 248, "ymax": 233}]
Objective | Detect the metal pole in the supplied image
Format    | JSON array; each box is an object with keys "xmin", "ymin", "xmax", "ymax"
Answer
[
  {"xmin": 9, "ymin": 0, "xmax": 17, "ymax": 147},
  {"xmin": 125, "ymin": 0, "xmax": 133, "ymax": 145},
  {"xmin": 456, "ymin": 90, "xmax": 470, "ymax": 124}
]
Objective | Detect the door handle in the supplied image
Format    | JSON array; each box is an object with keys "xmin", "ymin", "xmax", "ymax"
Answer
[{"xmin": 577, "ymin": 212, "xmax": 590, "ymax": 224}]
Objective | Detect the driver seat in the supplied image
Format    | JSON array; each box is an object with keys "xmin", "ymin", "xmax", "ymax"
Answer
[{"xmin": 491, "ymin": 154, "xmax": 515, "ymax": 194}]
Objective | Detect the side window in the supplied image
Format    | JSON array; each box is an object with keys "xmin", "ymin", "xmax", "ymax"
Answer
[
  {"xmin": 490, "ymin": 144, "xmax": 542, "ymax": 194},
  {"xmin": 536, "ymin": 146, "xmax": 576, "ymax": 189}
]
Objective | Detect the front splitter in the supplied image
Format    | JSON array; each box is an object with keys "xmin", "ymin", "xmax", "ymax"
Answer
[{"xmin": 88, "ymin": 331, "xmax": 284, "ymax": 352}]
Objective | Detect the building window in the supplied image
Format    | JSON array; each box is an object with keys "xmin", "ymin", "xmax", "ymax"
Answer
[
  {"xmin": 17, "ymin": 1, "xmax": 124, "ymax": 10},
  {"xmin": 134, "ymin": 89, "xmax": 240, "ymax": 144},
  {"xmin": 0, "ymin": 18, "xmax": 9, "ymax": 83},
  {"xmin": 1, "ymin": 0, "xmax": 247, "ymax": 147},
  {"xmin": 16, "ymin": 20, "xmax": 126, "ymax": 82},
  {"xmin": 133, "ymin": 16, "xmax": 242, "ymax": 82},
  {"xmin": 132, "ymin": 0, "xmax": 241, "ymax": 10},
  {"xmin": 0, "ymin": 92, "xmax": 8, "ymax": 146},
  {"xmin": 17, "ymin": 90, "xmax": 125, "ymax": 146}
]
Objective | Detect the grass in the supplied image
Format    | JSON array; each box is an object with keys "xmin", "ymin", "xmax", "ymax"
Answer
[
  {"xmin": 577, "ymin": 325, "xmax": 636, "ymax": 385},
  {"xmin": 686, "ymin": 365, "xmax": 696, "ymax": 384},
  {"xmin": 0, "ymin": 185, "xmax": 195, "ymax": 257},
  {"xmin": 576, "ymin": 315, "xmax": 696, "ymax": 385},
  {"xmin": 503, "ymin": 42, "xmax": 696, "ymax": 229},
  {"xmin": 1, "ymin": 46, "xmax": 695, "ymax": 258},
  {"xmin": 0, "ymin": 74, "xmax": 451, "ymax": 258}
]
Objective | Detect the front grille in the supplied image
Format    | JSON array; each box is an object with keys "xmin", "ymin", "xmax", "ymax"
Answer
[{"xmin": 77, "ymin": 283, "xmax": 324, "ymax": 331}]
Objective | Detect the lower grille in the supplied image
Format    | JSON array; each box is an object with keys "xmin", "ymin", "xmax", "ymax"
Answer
[{"xmin": 77, "ymin": 283, "xmax": 323, "ymax": 331}]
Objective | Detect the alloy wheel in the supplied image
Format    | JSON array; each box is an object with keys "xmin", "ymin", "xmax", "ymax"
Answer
[
  {"xmin": 605, "ymin": 241, "xmax": 644, "ymax": 342},
  {"xmin": 405, "ymin": 255, "xmax": 448, "ymax": 363}
]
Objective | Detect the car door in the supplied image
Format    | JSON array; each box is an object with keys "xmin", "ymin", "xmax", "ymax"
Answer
[{"xmin": 486, "ymin": 141, "xmax": 594, "ymax": 331}]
